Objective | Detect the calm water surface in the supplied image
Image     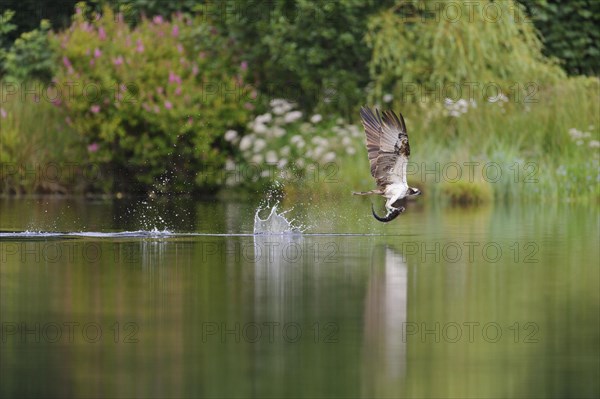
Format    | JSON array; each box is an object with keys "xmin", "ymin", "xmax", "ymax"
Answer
[{"xmin": 0, "ymin": 196, "xmax": 598, "ymax": 398}]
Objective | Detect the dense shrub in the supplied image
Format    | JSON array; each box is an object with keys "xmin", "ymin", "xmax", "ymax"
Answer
[
  {"xmin": 1, "ymin": 9, "xmax": 56, "ymax": 82},
  {"xmin": 0, "ymin": 10, "xmax": 17, "ymax": 77},
  {"xmin": 519, "ymin": 0, "xmax": 600, "ymax": 76},
  {"xmin": 51, "ymin": 4, "xmax": 254, "ymax": 193},
  {"xmin": 2, "ymin": 17, "xmax": 55, "ymax": 82},
  {"xmin": 88, "ymin": 0, "xmax": 199, "ymax": 23}
]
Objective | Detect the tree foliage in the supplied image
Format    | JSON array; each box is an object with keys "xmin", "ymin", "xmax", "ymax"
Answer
[
  {"xmin": 366, "ymin": 0, "xmax": 565, "ymax": 104},
  {"xmin": 520, "ymin": 0, "xmax": 600, "ymax": 76},
  {"xmin": 221, "ymin": 0, "xmax": 393, "ymax": 117}
]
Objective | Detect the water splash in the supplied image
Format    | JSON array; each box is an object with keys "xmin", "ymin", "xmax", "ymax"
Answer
[
  {"xmin": 253, "ymin": 182, "xmax": 304, "ymax": 234},
  {"xmin": 253, "ymin": 206, "xmax": 302, "ymax": 234}
]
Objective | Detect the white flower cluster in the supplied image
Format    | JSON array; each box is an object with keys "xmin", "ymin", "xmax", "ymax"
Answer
[
  {"xmin": 270, "ymin": 98, "xmax": 294, "ymax": 115},
  {"xmin": 444, "ymin": 98, "xmax": 477, "ymax": 117},
  {"xmin": 222, "ymin": 99, "xmax": 363, "ymax": 184},
  {"xmin": 443, "ymin": 93, "xmax": 511, "ymax": 117},
  {"xmin": 487, "ymin": 93, "xmax": 509, "ymax": 113},
  {"xmin": 487, "ymin": 93, "xmax": 509, "ymax": 104},
  {"xmin": 568, "ymin": 127, "xmax": 599, "ymax": 148}
]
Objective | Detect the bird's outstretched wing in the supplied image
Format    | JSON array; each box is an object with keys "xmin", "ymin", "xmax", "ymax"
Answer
[{"xmin": 359, "ymin": 107, "xmax": 410, "ymax": 188}]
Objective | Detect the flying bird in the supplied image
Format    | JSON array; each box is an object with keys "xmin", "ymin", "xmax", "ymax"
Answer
[{"xmin": 353, "ymin": 107, "xmax": 421, "ymax": 222}]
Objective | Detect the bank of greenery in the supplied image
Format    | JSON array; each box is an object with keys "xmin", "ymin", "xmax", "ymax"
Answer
[{"xmin": 0, "ymin": 0, "xmax": 598, "ymax": 203}]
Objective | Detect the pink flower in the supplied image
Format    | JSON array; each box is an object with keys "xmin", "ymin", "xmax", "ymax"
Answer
[
  {"xmin": 156, "ymin": 86, "xmax": 164, "ymax": 95},
  {"xmin": 153, "ymin": 15, "xmax": 163, "ymax": 24},
  {"xmin": 113, "ymin": 56, "xmax": 124, "ymax": 66},
  {"xmin": 87, "ymin": 142, "xmax": 99, "ymax": 153},
  {"xmin": 244, "ymin": 102, "xmax": 255, "ymax": 110},
  {"xmin": 94, "ymin": 48, "xmax": 102, "ymax": 58},
  {"xmin": 164, "ymin": 101, "xmax": 173, "ymax": 110},
  {"xmin": 136, "ymin": 39, "xmax": 144, "ymax": 53},
  {"xmin": 0, "ymin": 108, "xmax": 7, "ymax": 118},
  {"xmin": 90, "ymin": 105, "xmax": 101, "ymax": 114},
  {"xmin": 62, "ymin": 56, "xmax": 72, "ymax": 68},
  {"xmin": 199, "ymin": 51, "xmax": 206, "ymax": 59},
  {"xmin": 192, "ymin": 65, "xmax": 199, "ymax": 76},
  {"xmin": 168, "ymin": 71, "xmax": 181, "ymax": 84},
  {"xmin": 240, "ymin": 61, "xmax": 248, "ymax": 71},
  {"xmin": 89, "ymin": 59, "xmax": 95, "ymax": 66},
  {"xmin": 175, "ymin": 86, "xmax": 182, "ymax": 96},
  {"xmin": 172, "ymin": 25, "xmax": 179, "ymax": 37},
  {"xmin": 177, "ymin": 44, "xmax": 184, "ymax": 53},
  {"xmin": 98, "ymin": 27, "xmax": 107, "ymax": 40}
]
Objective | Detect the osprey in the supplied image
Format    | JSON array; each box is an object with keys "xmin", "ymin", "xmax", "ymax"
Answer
[{"xmin": 353, "ymin": 107, "xmax": 421, "ymax": 222}]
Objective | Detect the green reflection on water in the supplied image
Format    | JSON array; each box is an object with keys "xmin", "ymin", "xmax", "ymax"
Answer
[{"xmin": 0, "ymin": 198, "xmax": 598, "ymax": 398}]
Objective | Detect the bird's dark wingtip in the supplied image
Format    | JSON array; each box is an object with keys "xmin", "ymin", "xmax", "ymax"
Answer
[{"xmin": 360, "ymin": 105, "xmax": 376, "ymax": 119}]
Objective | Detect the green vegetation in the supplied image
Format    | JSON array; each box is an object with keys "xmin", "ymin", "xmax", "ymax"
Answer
[
  {"xmin": 521, "ymin": 0, "xmax": 600, "ymax": 76},
  {"xmin": 0, "ymin": 0, "xmax": 598, "ymax": 204},
  {"xmin": 2, "ymin": 17, "xmax": 55, "ymax": 82},
  {"xmin": 366, "ymin": 0, "xmax": 564, "ymax": 102},
  {"xmin": 0, "ymin": 83, "xmax": 85, "ymax": 194},
  {"xmin": 0, "ymin": 10, "xmax": 17, "ymax": 76},
  {"xmin": 221, "ymin": 0, "xmax": 393, "ymax": 117},
  {"xmin": 51, "ymin": 4, "xmax": 253, "ymax": 193}
]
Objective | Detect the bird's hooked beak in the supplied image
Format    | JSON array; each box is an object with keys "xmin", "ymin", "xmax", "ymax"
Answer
[
  {"xmin": 409, "ymin": 187, "xmax": 421, "ymax": 196},
  {"xmin": 371, "ymin": 204, "xmax": 405, "ymax": 223}
]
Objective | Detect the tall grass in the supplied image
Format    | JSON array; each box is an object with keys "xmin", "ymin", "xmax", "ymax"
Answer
[{"xmin": 0, "ymin": 81, "xmax": 85, "ymax": 194}]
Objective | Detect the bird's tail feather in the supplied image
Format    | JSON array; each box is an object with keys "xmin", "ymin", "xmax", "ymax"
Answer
[{"xmin": 352, "ymin": 190, "xmax": 381, "ymax": 196}]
